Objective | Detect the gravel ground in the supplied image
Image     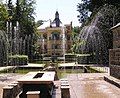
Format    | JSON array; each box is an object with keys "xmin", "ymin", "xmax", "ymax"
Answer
[{"xmin": 0, "ymin": 73, "xmax": 23, "ymax": 98}]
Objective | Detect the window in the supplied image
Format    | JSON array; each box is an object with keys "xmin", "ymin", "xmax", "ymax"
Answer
[
  {"xmin": 43, "ymin": 34, "xmax": 47, "ymax": 39},
  {"xmin": 67, "ymin": 35, "xmax": 71, "ymax": 40},
  {"xmin": 51, "ymin": 44, "xmax": 60, "ymax": 49},
  {"xmin": 68, "ymin": 45, "xmax": 71, "ymax": 50},
  {"xmin": 51, "ymin": 32, "xmax": 60, "ymax": 40}
]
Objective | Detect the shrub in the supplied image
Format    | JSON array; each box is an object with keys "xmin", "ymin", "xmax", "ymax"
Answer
[
  {"xmin": 65, "ymin": 54, "xmax": 76, "ymax": 62},
  {"xmin": 8, "ymin": 55, "xmax": 28, "ymax": 66}
]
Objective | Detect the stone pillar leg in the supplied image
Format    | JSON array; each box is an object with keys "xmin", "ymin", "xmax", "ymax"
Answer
[
  {"xmin": 26, "ymin": 91, "xmax": 40, "ymax": 98},
  {"xmin": 3, "ymin": 86, "xmax": 13, "ymax": 98}
]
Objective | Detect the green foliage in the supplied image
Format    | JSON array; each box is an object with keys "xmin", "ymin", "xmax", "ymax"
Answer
[
  {"xmin": 72, "ymin": 28, "xmax": 82, "ymax": 54},
  {"xmin": 77, "ymin": 4, "xmax": 120, "ymax": 64},
  {"xmin": 32, "ymin": 43, "xmax": 42, "ymax": 60},
  {"xmin": 77, "ymin": 0, "xmax": 90, "ymax": 23},
  {"xmin": 9, "ymin": 55, "xmax": 28, "ymax": 58},
  {"xmin": 0, "ymin": 3, "xmax": 8, "ymax": 30},
  {"xmin": 13, "ymin": 0, "xmax": 36, "ymax": 37},
  {"xmin": 72, "ymin": 39, "xmax": 86, "ymax": 54},
  {"xmin": 36, "ymin": 20, "xmax": 44, "ymax": 27},
  {"xmin": 8, "ymin": 55, "xmax": 28, "ymax": 65},
  {"xmin": 72, "ymin": 26, "xmax": 80, "ymax": 37},
  {"xmin": 0, "ymin": 0, "xmax": 39, "ymax": 65},
  {"xmin": 71, "ymin": 26, "xmax": 85, "ymax": 53},
  {"xmin": 13, "ymin": 0, "xmax": 38, "ymax": 61},
  {"xmin": 77, "ymin": 0, "xmax": 120, "ymax": 24},
  {"xmin": 0, "ymin": 30, "xmax": 8, "ymax": 66}
]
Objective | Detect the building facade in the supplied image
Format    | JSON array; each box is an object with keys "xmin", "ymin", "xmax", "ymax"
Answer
[{"xmin": 37, "ymin": 11, "xmax": 73, "ymax": 60}]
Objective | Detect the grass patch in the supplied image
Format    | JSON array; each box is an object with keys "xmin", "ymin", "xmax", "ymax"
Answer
[
  {"xmin": 14, "ymin": 68, "xmax": 42, "ymax": 74},
  {"xmin": 57, "ymin": 69, "xmax": 83, "ymax": 79},
  {"xmin": 87, "ymin": 67, "xmax": 102, "ymax": 73}
]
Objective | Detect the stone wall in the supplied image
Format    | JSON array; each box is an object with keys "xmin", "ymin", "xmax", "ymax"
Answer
[
  {"xmin": 109, "ymin": 49, "xmax": 120, "ymax": 65},
  {"xmin": 109, "ymin": 49, "xmax": 120, "ymax": 79},
  {"xmin": 110, "ymin": 65, "xmax": 120, "ymax": 79}
]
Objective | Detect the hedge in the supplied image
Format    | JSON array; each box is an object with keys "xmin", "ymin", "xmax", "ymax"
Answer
[{"xmin": 8, "ymin": 55, "xmax": 28, "ymax": 66}]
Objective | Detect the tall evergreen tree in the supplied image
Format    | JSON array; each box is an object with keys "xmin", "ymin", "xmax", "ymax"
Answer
[
  {"xmin": 16, "ymin": 0, "xmax": 36, "ymax": 37},
  {"xmin": 15, "ymin": 0, "xmax": 21, "ymax": 21},
  {"xmin": 0, "ymin": 3, "xmax": 8, "ymax": 30},
  {"xmin": 77, "ymin": 0, "xmax": 120, "ymax": 24},
  {"xmin": 8, "ymin": 0, "xmax": 13, "ymax": 18},
  {"xmin": 15, "ymin": 0, "xmax": 36, "ymax": 62}
]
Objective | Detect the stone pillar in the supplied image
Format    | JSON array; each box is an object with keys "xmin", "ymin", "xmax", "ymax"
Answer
[
  {"xmin": 61, "ymin": 86, "xmax": 70, "ymax": 98},
  {"xmin": 109, "ymin": 49, "xmax": 120, "ymax": 79},
  {"xmin": 26, "ymin": 91, "xmax": 40, "ymax": 98},
  {"xmin": 3, "ymin": 86, "xmax": 13, "ymax": 98},
  {"xmin": 8, "ymin": 84, "xmax": 18, "ymax": 98},
  {"xmin": 60, "ymin": 79, "xmax": 70, "ymax": 98},
  {"xmin": 11, "ymin": 81, "xmax": 21, "ymax": 94}
]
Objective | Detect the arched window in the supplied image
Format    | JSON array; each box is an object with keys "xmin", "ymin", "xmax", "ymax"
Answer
[{"xmin": 51, "ymin": 32, "xmax": 60, "ymax": 40}]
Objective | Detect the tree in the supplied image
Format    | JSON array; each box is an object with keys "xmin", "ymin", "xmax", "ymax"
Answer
[
  {"xmin": 72, "ymin": 26, "xmax": 85, "ymax": 54},
  {"xmin": 0, "ymin": 3, "xmax": 8, "ymax": 30},
  {"xmin": 11, "ymin": 0, "xmax": 37, "ymax": 62},
  {"xmin": 14, "ymin": 0, "xmax": 36, "ymax": 37},
  {"xmin": 77, "ymin": 0, "xmax": 120, "ymax": 24},
  {"xmin": 77, "ymin": 0, "xmax": 90, "ymax": 23},
  {"xmin": 36, "ymin": 20, "xmax": 44, "ymax": 27},
  {"xmin": 14, "ymin": 0, "xmax": 21, "ymax": 21},
  {"xmin": 72, "ymin": 26, "xmax": 80, "ymax": 37}
]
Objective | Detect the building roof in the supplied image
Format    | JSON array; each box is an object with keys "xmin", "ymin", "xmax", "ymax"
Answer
[
  {"xmin": 51, "ymin": 11, "xmax": 62, "ymax": 27},
  {"xmin": 37, "ymin": 21, "xmax": 50, "ymax": 29}
]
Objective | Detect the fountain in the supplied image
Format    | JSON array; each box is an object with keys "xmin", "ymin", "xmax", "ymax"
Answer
[
  {"xmin": 0, "ymin": 30, "xmax": 8, "ymax": 66},
  {"xmin": 79, "ymin": 25, "xmax": 108, "ymax": 64},
  {"xmin": 78, "ymin": 5, "xmax": 118, "ymax": 64},
  {"xmin": 42, "ymin": 37, "xmax": 45, "ymax": 55},
  {"xmin": 13, "ymin": 21, "xmax": 20, "ymax": 55},
  {"xmin": 62, "ymin": 26, "xmax": 66, "ymax": 63}
]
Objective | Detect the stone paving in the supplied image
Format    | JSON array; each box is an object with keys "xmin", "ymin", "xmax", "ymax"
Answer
[
  {"xmin": 67, "ymin": 73, "xmax": 120, "ymax": 98},
  {"xmin": 0, "ymin": 73, "xmax": 23, "ymax": 98},
  {"xmin": 0, "ymin": 73, "xmax": 120, "ymax": 98}
]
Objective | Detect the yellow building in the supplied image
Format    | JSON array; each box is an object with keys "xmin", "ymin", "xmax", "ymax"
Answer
[{"xmin": 37, "ymin": 11, "xmax": 73, "ymax": 60}]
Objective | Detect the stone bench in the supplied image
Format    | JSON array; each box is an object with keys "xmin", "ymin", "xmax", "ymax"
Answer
[{"xmin": 26, "ymin": 91, "xmax": 40, "ymax": 98}]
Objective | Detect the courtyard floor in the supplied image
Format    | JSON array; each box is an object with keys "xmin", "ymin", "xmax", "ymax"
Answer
[
  {"xmin": 0, "ymin": 73, "xmax": 23, "ymax": 98},
  {"xmin": 0, "ymin": 73, "xmax": 120, "ymax": 98},
  {"xmin": 68, "ymin": 73, "xmax": 120, "ymax": 98}
]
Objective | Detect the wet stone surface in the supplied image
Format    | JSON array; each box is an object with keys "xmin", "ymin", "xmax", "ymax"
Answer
[
  {"xmin": 68, "ymin": 73, "xmax": 120, "ymax": 98},
  {"xmin": 0, "ymin": 73, "xmax": 120, "ymax": 98}
]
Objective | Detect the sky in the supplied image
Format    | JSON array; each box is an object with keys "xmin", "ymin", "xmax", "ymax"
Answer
[
  {"xmin": 35, "ymin": 0, "xmax": 81, "ymax": 26},
  {"xmin": 3, "ymin": 0, "xmax": 81, "ymax": 26}
]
